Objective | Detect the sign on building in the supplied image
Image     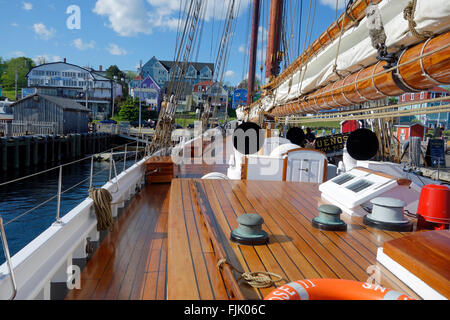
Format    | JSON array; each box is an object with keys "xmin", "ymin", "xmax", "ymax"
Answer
[{"xmin": 22, "ymin": 88, "xmax": 37, "ymax": 99}]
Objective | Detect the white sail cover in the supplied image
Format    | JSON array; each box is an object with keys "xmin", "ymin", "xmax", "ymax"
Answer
[{"xmin": 260, "ymin": 0, "xmax": 450, "ymax": 113}]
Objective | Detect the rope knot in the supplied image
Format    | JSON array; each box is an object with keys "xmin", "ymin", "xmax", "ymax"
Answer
[{"xmin": 217, "ymin": 258, "xmax": 284, "ymax": 289}]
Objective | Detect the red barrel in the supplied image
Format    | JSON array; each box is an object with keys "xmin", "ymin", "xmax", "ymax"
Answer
[{"xmin": 417, "ymin": 185, "xmax": 450, "ymax": 228}]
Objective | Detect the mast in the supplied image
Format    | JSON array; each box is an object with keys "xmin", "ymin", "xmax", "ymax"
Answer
[
  {"xmin": 247, "ymin": 0, "xmax": 260, "ymax": 106},
  {"xmin": 265, "ymin": 0, "xmax": 284, "ymax": 82}
]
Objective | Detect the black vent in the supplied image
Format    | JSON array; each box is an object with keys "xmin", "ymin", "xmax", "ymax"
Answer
[
  {"xmin": 346, "ymin": 179, "xmax": 374, "ymax": 193},
  {"xmin": 332, "ymin": 174, "xmax": 355, "ymax": 185}
]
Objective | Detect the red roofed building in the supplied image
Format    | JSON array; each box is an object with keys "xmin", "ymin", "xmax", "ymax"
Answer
[{"xmin": 398, "ymin": 86, "xmax": 449, "ymax": 129}]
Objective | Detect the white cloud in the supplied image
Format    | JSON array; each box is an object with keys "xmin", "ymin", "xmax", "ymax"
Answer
[
  {"xmin": 93, "ymin": 0, "xmax": 251, "ymax": 36},
  {"xmin": 224, "ymin": 70, "xmax": 236, "ymax": 78},
  {"xmin": 72, "ymin": 38, "xmax": 96, "ymax": 50},
  {"xmin": 11, "ymin": 22, "xmax": 19, "ymax": 27},
  {"xmin": 33, "ymin": 23, "xmax": 55, "ymax": 40},
  {"xmin": 32, "ymin": 54, "xmax": 61, "ymax": 65},
  {"xmin": 320, "ymin": 0, "xmax": 346, "ymax": 10},
  {"xmin": 93, "ymin": 0, "xmax": 152, "ymax": 37},
  {"xmin": 23, "ymin": 2, "xmax": 33, "ymax": 10},
  {"xmin": 12, "ymin": 51, "xmax": 26, "ymax": 57},
  {"xmin": 107, "ymin": 43, "xmax": 128, "ymax": 56}
]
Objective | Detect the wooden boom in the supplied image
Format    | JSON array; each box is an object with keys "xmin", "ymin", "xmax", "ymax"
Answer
[{"xmin": 270, "ymin": 31, "xmax": 450, "ymax": 116}]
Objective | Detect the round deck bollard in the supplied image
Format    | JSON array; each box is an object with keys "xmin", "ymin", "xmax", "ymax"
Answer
[
  {"xmin": 363, "ymin": 197, "xmax": 413, "ymax": 232},
  {"xmin": 231, "ymin": 214, "xmax": 269, "ymax": 245},
  {"xmin": 312, "ymin": 204, "xmax": 347, "ymax": 231}
]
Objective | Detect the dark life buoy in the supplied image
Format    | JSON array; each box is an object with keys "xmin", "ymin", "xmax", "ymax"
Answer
[
  {"xmin": 346, "ymin": 128, "xmax": 379, "ymax": 160},
  {"xmin": 286, "ymin": 127, "xmax": 306, "ymax": 147},
  {"xmin": 233, "ymin": 122, "xmax": 265, "ymax": 155}
]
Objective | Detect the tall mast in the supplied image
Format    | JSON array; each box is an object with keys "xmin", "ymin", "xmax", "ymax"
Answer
[
  {"xmin": 247, "ymin": 0, "xmax": 260, "ymax": 106},
  {"xmin": 265, "ymin": 0, "xmax": 283, "ymax": 82}
]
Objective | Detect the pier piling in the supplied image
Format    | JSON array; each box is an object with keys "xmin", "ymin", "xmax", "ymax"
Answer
[{"xmin": 0, "ymin": 133, "xmax": 118, "ymax": 172}]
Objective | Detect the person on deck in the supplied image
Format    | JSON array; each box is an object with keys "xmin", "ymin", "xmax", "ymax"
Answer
[{"xmin": 305, "ymin": 127, "xmax": 316, "ymax": 148}]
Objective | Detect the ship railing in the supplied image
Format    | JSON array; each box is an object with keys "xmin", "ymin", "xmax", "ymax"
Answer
[{"xmin": 0, "ymin": 138, "xmax": 151, "ymax": 299}]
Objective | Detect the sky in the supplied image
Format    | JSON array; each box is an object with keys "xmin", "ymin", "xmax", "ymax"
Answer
[{"xmin": 0, "ymin": 0, "xmax": 346, "ymax": 86}]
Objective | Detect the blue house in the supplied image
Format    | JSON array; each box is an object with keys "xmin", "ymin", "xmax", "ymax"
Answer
[
  {"xmin": 140, "ymin": 56, "xmax": 214, "ymax": 91},
  {"xmin": 231, "ymin": 88, "xmax": 247, "ymax": 109}
]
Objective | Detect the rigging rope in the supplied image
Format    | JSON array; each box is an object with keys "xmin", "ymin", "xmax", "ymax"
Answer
[
  {"xmin": 403, "ymin": 0, "xmax": 434, "ymax": 40},
  {"xmin": 332, "ymin": 0, "xmax": 346, "ymax": 79},
  {"xmin": 217, "ymin": 258, "xmax": 284, "ymax": 289}
]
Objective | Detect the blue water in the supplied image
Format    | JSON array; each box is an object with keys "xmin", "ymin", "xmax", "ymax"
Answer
[{"xmin": 0, "ymin": 157, "xmax": 140, "ymax": 264}]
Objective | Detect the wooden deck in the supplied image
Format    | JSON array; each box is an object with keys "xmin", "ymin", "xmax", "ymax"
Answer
[
  {"xmin": 66, "ymin": 159, "xmax": 422, "ymax": 300},
  {"xmin": 167, "ymin": 179, "xmax": 421, "ymax": 300},
  {"xmin": 65, "ymin": 161, "xmax": 227, "ymax": 300},
  {"xmin": 65, "ymin": 183, "xmax": 170, "ymax": 300}
]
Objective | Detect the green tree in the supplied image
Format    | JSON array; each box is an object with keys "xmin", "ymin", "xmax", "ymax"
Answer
[
  {"xmin": 105, "ymin": 65, "xmax": 126, "ymax": 80},
  {"xmin": 106, "ymin": 65, "xmax": 128, "ymax": 97},
  {"xmin": 0, "ymin": 57, "xmax": 35, "ymax": 91},
  {"xmin": 118, "ymin": 97, "xmax": 140, "ymax": 121},
  {"xmin": 0, "ymin": 57, "xmax": 5, "ymax": 80}
]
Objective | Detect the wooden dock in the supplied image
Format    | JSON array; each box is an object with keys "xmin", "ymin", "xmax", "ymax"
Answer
[{"xmin": 0, "ymin": 133, "xmax": 116, "ymax": 171}]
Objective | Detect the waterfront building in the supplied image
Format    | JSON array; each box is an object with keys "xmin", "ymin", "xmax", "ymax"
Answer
[
  {"xmin": 26, "ymin": 60, "xmax": 122, "ymax": 120},
  {"xmin": 140, "ymin": 56, "xmax": 214, "ymax": 89},
  {"xmin": 231, "ymin": 88, "xmax": 247, "ymax": 109},
  {"xmin": 398, "ymin": 86, "xmax": 450, "ymax": 128},
  {"xmin": 9, "ymin": 93, "xmax": 89, "ymax": 134},
  {"xmin": 129, "ymin": 75, "xmax": 161, "ymax": 110},
  {"xmin": 192, "ymin": 80, "xmax": 214, "ymax": 108}
]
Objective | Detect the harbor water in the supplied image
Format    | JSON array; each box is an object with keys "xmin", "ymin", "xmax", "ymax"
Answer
[{"xmin": 0, "ymin": 157, "xmax": 140, "ymax": 264}]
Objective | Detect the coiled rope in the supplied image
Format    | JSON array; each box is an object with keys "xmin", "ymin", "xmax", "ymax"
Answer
[
  {"xmin": 217, "ymin": 258, "xmax": 284, "ymax": 289},
  {"xmin": 89, "ymin": 188, "xmax": 114, "ymax": 231}
]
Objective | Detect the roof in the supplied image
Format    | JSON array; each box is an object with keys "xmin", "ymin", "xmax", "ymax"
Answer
[
  {"xmin": 193, "ymin": 80, "xmax": 214, "ymax": 92},
  {"xmin": 159, "ymin": 60, "xmax": 214, "ymax": 73},
  {"xmin": 26, "ymin": 61, "xmax": 110, "ymax": 82},
  {"xmin": 394, "ymin": 122, "xmax": 426, "ymax": 128},
  {"xmin": 11, "ymin": 94, "xmax": 89, "ymax": 112}
]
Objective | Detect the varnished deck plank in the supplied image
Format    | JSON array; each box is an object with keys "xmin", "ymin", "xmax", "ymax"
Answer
[
  {"xmin": 168, "ymin": 179, "xmax": 421, "ymax": 300},
  {"xmin": 65, "ymin": 183, "xmax": 170, "ymax": 300}
]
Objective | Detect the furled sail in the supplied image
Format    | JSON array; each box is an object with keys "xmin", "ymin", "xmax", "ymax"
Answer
[{"xmin": 240, "ymin": 0, "xmax": 450, "ymax": 120}]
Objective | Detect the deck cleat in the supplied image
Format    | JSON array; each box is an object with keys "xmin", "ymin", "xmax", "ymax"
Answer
[
  {"xmin": 231, "ymin": 214, "xmax": 269, "ymax": 245},
  {"xmin": 312, "ymin": 204, "xmax": 347, "ymax": 231},
  {"xmin": 363, "ymin": 197, "xmax": 413, "ymax": 232}
]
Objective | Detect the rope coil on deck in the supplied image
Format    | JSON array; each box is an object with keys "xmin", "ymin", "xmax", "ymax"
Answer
[
  {"xmin": 89, "ymin": 188, "xmax": 114, "ymax": 231},
  {"xmin": 217, "ymin": 258, "xmax": 284, "ymax": 289}
]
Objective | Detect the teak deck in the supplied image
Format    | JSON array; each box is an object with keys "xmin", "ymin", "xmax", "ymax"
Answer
[
  {"xmin": 66, "ymin": 162, "xmax": 422, "ymax": 300},
  {"xmin": 167, "ymin": 179, "xmax": 421, "ymax": 300}
]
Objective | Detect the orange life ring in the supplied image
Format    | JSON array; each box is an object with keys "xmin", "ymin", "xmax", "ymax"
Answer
[{"xmin": 264, "ymin": 279, "xmax": 414, "ymax": 300}]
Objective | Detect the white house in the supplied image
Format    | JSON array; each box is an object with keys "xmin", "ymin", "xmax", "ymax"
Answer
[{"xmin": 26, "ymin": 60, "xmax": 123, "ymax": 119}]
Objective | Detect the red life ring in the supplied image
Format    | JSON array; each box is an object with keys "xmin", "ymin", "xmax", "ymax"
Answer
[{"xmin": 264, "ymin": 279, "xmax": 414, "ymax": 300}]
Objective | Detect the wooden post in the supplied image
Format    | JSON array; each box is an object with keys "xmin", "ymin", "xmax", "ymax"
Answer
[
  {"xmin": 1, "ymin": 138, "xmax": 7, "ymax": 171},
  {"xmin": 247, "ymin": 0, "xmax": 261, "ymax": 106},
  {"xmin": 13, "ymin": 138, "xmax": 19, "ymax": 170},
  {"xmin": 42, "ymin": 136, "xmax": 48, "ymax": 165},
  {"xmin": 265, "ymin": 0, "xmax": 284, "ymax": 81},
  {"xmin": 24, "ymin": 136, "xmax": 31, "ymax": 167}
]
